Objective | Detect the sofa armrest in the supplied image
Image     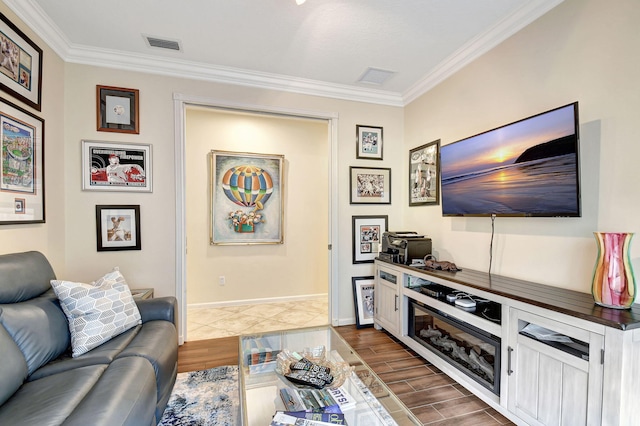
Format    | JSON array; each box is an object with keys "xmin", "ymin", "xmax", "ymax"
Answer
[{"xmin": 135, "ymin": 296, "xmax": 177, "ymax": 325}]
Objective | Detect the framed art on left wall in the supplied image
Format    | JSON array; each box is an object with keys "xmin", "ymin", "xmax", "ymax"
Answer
[
  {"xmin": 0, "ymin": 13, "xmax": 43, "ymax": 111},
  {"xmin": 0, "ymin": 97, "xmax": 44, "ymax": 224}
]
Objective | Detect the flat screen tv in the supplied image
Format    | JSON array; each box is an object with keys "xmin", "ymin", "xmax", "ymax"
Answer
[{"xmin": 440, "ymin": 102, "xmax": 580, "ymax": 217}]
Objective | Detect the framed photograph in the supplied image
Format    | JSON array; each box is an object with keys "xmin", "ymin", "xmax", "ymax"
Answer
[
  {"xmin": 409, "ymin": 139, "xmax": 440, "ymax": 206},
  {"xmin": 352, "ymin": 215, "xmax": 388, "ymax": 264},
  {"xmin": 356, "ymin": 125, "xmax": 383, "ymax": 160},
  {"xmin": 82, "ymin": 140, "xmax": 152, "ymax": 192},
  {"xmin": 96, "ymin": 205, "xmax": 141, "ymax": 251},
  {"xmin": 96, "ymin": 85, "xmax": 139, "ymax": 134},
  {"xmin": 0, "ymin": 97, "xmax": 44, "ymax": 224},
  {"xmin": 0, "ymin": 13, "xmax": 43, "ymax": 111},
  {"xmin": 352, "ymin": 276, "xmax": 375, "ymax": 328},
  {"xmin": 210, "ymin": 150, "xmax": 284, "ymax": 245},
  {"xmin": 349, "ymin": 166, "xmax": 391, "ymax": 204}
]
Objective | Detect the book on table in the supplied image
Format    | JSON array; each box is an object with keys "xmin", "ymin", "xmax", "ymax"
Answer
[{"xmin": 279, "ymin": 385, "xmax": 356, "ymax": 413}]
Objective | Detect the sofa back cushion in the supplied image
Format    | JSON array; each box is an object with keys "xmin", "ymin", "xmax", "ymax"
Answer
[
  {"xmin": 0, "ymin": 321, "xmax": 29, "ymax": 405},
  {"xmin": 0, "ymin": 251, "xmax": 56, "ymax": 303},
  {"xmin": 0, "ymin": 292, "xmax": 71, "ymax": 375}
]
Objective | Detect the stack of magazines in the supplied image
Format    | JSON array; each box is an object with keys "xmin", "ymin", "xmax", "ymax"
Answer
[{"xmin": 269, "ymin": 386, "xmax": 356, "ymax": 425}]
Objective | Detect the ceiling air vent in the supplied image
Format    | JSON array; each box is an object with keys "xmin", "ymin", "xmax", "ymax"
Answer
[
  {"xmin": 144, "ymin": 35, "xmax": 182, "ymax": 51},
  {"xmin": 358, "ymin": 67, "xmax": 395, "ymax": 85}
]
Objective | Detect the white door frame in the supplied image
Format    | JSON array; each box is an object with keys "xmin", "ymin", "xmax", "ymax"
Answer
[{"xmin": 173, "ymin": 93, "xmax": 339, "ymax": 344}]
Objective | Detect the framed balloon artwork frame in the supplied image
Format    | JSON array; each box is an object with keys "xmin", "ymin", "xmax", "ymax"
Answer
[{"xmin": 209, "ymin": 150, "xmax": 284, "ymax": 245}]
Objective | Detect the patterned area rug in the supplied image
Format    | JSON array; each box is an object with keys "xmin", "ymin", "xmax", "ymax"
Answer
[{"xmin": 158, "ymin": 365, "xmax": 240, "ymax": 426}]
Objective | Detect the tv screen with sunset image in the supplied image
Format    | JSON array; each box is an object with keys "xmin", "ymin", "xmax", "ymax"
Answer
[{"xmin": 440, "ymin": 103, "xmax": 580, "ymax": 217}]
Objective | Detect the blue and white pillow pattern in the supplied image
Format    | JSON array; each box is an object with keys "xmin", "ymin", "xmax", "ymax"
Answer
[{"xmin": 51, "ymin": 268, "xmax": 141, "ymax": 357}]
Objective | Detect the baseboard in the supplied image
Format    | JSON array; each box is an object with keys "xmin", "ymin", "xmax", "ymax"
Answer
[{"xmin": 187, "ymin": 293, "xmax": 328, "ymax": 310}]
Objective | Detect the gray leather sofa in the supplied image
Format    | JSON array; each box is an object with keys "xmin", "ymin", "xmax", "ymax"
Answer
[{"xmin": 0, "ymin": 251, "xmax": 178, "ymax": 425}]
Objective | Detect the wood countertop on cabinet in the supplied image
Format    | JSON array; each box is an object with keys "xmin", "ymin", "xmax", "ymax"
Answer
[{"xmin": 378, "ymin": 258, "xmax": 640, "ymax": 331}]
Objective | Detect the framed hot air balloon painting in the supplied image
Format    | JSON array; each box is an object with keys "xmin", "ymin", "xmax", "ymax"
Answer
[{"xmin": 210, "ymin": 150, "xmax": 284, "ymax": 245}]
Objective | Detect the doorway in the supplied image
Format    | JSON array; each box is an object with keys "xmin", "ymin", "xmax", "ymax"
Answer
[{"xmin": 174, "ymin": 95, "xmax": 339, "ymax": 344}]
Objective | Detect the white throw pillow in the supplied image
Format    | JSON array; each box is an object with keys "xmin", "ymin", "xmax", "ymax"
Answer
[{"xmin": 51, "ymin": 268, "xmax": 142, "ymax": 357}]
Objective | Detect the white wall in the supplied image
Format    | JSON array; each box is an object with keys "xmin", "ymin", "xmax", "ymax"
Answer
[
  {"xmin": 0, "ymin": 5, "xmax": 66, "ymax": 273},
  {"xmin": 404, "ymin": 0, "xmax": 640, "ymax": 293},
  {"xmin": 185, "ymin": 107, "xmax": 329, "ymax": 304}
]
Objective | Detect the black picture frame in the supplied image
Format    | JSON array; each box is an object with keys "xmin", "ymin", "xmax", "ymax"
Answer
[
  {"xmin": 95, "ymin": 205, "xmax": 141, "ymax": 251},
  {"xmin": 352, "ymin": 215, "xmax": 388, "ymax": 264},
  {"xmin": 409, "ymin": 139, "xmax": 440, "ymax": 206},
  {"xmin": 0, "ymin": 13, "xmax": 43, "ymax": 111},
  {"xmin": 0, "ymin": 96, "xmax": 45, "ymax": 224},
  {"xmin": 356, "ymin": 124, "xmax": 383, "ymax": 160},
  {"xmin": 97, "ymin": 85, "xmax": 140, "ymax": 134},
  {"xmin": 349, "ymin": 166, "xmax": 391, "ymax": 204},
  {"xmin": 352, "ymin": 276, "xmax": 375, "ymax": 328}
]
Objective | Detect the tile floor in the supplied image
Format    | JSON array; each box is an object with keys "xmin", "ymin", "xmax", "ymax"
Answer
[{"xmin": 186, "ymin": 298, "xmax": 329, "ymax": 341}]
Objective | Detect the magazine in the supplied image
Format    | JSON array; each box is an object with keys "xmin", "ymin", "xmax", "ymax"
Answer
[
  {"xmin": 270, "ymin": 412, "xmax": 343, "ymax": 426},
  {"xmin": 280, "ymin": 385, "xmax": 356, "ymax": 413}
]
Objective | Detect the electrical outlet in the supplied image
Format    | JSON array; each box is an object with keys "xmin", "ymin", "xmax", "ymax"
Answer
[{"xmin": 218, "ymin": 276, "xmax": 225, "ymax": 286}]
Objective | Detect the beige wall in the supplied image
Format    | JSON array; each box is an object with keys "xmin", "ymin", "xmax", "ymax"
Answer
[
  {"xmin": 404, "ymin": 0, "xmax": 640, "ymax": 293},
  {"xmin": 4, "ymin": 0, "xmax": 636, "ymax": 322},
  {"xmin": 59, "ymin": 64, "xmax": 404, "ymax": 323},
  {"xmin": 0, "ymin": 5, "xmax": 66, "ymax": 273},
  {"xmin": 185, "ymin": 107, "xmax": 329, "ymax": 304}
]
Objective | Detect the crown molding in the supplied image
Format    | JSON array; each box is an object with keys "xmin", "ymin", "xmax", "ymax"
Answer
[
  {"xmin": 5, "ymin": 0, "xmax": 563, "ymax": 108},
  {"xmin": 402, "ymin": 0, "xmax": 564, "ymax": 105}
]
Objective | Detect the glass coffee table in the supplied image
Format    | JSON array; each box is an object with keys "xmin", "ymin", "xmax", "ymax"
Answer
[{"xmin": 238, "ymin": 325, "xmax": 420, "ymax": 425}]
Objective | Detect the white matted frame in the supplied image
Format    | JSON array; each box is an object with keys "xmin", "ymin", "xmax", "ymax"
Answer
[
  {"xmin": 352, "ymin": 215, "xmax": 387, "ymax": 264},
  {"xmin": 95, "ymin": 204, "xmax": 141, "ymax": 251},
  {"xmin": 0, "ymin": 97, "xmax": 44, "ymax": 224},
  {"xmin": 349, "ymin": 166, "xmax": 391, "ymax": 204},
  {"xmin": 356, "ymin": 124, "xmax": 383, "ymax": 160},
  {"xmin": 352, "ymin": 276, "xmax": 375, "ymax": 328},
  {"xmin": 82, "ymin": 140, "xmax": 152, "ymax": 192},
  {"xmin": 0, "ymin": 13, "xmax": 42, "ymax": 111}
]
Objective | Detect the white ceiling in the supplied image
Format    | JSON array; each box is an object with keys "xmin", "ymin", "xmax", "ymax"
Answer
[{"xmin": 4, "ymin": 0, "xmax": 563, "ymax": 106}]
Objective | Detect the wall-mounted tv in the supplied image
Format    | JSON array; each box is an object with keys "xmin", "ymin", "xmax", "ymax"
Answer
[{"xmin": 440, "ymin": 102, "xmax": 580, "ymax": 217}]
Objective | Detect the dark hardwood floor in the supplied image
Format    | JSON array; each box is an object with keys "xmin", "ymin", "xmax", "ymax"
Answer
[{"xmin": 177, "ymin": 325, "xmax": 514, "ymax": 425}]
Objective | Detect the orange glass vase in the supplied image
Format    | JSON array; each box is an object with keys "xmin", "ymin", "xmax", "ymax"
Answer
[{"xmin": 591, "ymin": 232, "xmax": 636, "ymax": 309}]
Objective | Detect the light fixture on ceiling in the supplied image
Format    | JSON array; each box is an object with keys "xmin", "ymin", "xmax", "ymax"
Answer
[{"xmin": 296, "ymin": 0, "xmax": 306, "ymax": 5}]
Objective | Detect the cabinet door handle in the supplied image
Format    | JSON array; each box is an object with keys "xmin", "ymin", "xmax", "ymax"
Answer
[
  {"xmin": 394, "ymin": 295, "xmax": 398, "ymax": 311},
  {"xmin": 507, "ymin": 346, "xmax": 514, "ymax": 375}
]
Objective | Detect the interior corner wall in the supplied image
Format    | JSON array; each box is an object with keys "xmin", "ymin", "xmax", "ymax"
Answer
[
  {"xmin": 185, "ymin": 107, "xmax": 329, "ymax": 305},
  {"xmin": 0, "ymin": 4, "xmax": 66, "ymax": 273},
  {"xmin": 403, "ymin": 0, "xmax": 640, "ymax": 293}
]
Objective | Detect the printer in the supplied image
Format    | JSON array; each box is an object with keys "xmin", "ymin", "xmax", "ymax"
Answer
[{"xmin": 380, "ymin": 231, "xmax": 432, "ymax": 265}]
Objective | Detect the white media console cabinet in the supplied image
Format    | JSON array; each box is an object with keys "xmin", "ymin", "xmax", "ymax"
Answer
[{"xmin": 374, "ymin": 259, "xmax": 640, "ymax": 426}]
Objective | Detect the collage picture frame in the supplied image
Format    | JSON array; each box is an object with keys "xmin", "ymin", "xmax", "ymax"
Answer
[
  {"xmin": 352, "ymin": 215, "xmax": 388, "ymax": 264},
  {"xmin": 409, "ymin": 139, "xmax": 440, "ymax": 206},
  {"xmin": 0, "ymin": 13, "xmax": 43, "ymax": 111}
]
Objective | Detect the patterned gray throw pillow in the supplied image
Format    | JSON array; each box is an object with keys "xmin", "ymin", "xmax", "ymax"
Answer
[{"xmin": 51, "ymin": 268, "xmax": 141, "ymax": 357}]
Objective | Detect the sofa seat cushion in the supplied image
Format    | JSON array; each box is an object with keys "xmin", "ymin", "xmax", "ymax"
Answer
[
  {"xmin": 59, "ymin": 357, "xmax": 157, "ymax": 426},
  {"xmin": 28, "ymin": 325, "xmax": 141, "ymax": 382},
  {"xmin": 51, "ymin": 272, "xmax": 141, "ymax": 357},
  {"xmin": 0, "ymin": 293, "xmax": 70, "ymax": 375},
  {"xmin": 116, "ymin": 320, "xmax": 178, "ymax": 420},
  {"xmin": 0, "ymin": 357, "xmax": 157, "ymax": 426},
  {"xmin": 0, "ymin": 324, "xmax": 28, "ymax": 406},
  {"xmin": 0, "ymin": 364, "xmax": 108, "ymax": 425}
]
